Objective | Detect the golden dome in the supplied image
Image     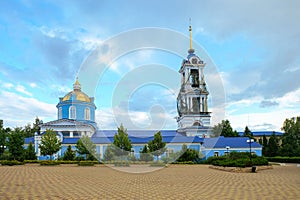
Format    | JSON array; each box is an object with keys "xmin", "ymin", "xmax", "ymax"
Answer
[{"xmin": 62, "ymin": 78, "xmax": 91, "ymax": 103}]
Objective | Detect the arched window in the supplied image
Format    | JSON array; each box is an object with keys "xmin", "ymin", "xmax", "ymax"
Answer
[
  {"xmin": 69, "ymin": 106, "xmax": 76, "ymax": 119},
  {"xmin": 193, "ymin": 121, "xmax": 201, "ymax": 126},
  {"xmin": 58, "ymin": 107, "xmax": 62, "ymax": 119},
  {"xmin": 84, "ymin": 107, "xmax": 90, "ymax": 120}
]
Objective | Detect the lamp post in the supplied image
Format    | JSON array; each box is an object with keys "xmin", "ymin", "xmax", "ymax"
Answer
[
  {"xmin": 226, "ymin": 146, "xmax": 230, "ymax": 156},
  {"xmin": 247, "ymin": 139, "xmax": 256, "ymax": 172},
  {"xmin": 246, "ymin": 139, "xmax": 254, "ymax": 162}
]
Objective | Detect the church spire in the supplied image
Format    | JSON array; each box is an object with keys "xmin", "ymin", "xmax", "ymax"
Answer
[{"xmin": 188, "ymin": 18, "xmax": 194, "ymax": 54}]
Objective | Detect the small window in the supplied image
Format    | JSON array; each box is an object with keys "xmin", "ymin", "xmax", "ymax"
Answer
[
  {"xmin": 69, "ymin": 106, "xmax": 76, "ymax": 119},
  {"xmin": 214, "ymin": 152, "xmax": 219, "ymax": 157},
  {"xmin": 84, "ymin": 107, "xmax": 90, "ymax": 120}
]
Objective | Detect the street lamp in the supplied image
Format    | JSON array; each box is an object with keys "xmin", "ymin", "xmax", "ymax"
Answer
[
  {"xmin": 246, "ymin": 139, "xmax": 254, "ymax": 162},
  {"xmin": 247, "ymin": 139, "xmax": 256, "ymax": 172},
  {"xmin": 225, "ymin": 146, "xmax": 230, "ymax": 156}
]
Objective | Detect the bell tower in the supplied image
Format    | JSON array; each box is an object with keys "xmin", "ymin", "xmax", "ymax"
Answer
[{"xmin": 176, "ymin": 23, "xmax": 211, "ymax": 137}]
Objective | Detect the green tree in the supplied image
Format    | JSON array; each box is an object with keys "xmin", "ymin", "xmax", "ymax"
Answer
[
  {"xmin": 39, "ymin": 129, "xmax": 62, "ymax": 160},
  {"xmin": 23, "ymin": 123, "xmax": 33, "ymax": 138},
  {"xmin": 267, "ymin": 133, "xmax": 280, "ymax": 157},
  {"xmin": 24, "ymin": 141, "xmax": 37, "ymax": 160},
  {"xmin": 76, "ymin": 135, "xmax": 96, "ymax": 160},
  {"xmin": 213, "ymin": 120, "xmax": 239, "ymax": 137},
  {"xmin": 113, "ymin": 124, "xmax": 132, "ymax": 157},
  {"xmin": 148, "ymin": 131, "xmax": 166, "ymax": 161},
  {"xmin": 139, "ymin": 145, "xmax": 153, "ymax": 162},
  {"xmin": 32, "ymin": 117, "xmax": 42, "ymax": 135},
  {"xmin": 103, "ymin": 145, "xmax": 115, "ymax": 161},
  {"xmin": 0, "ymin": 123, "xmax": 7, "ymax": 158},
  {"xmin": 243, "ymin": 126, "xmax": 253, "ymax": 138},
  {"xmin": 281, "ymin": 116, "xmax": 300, "ymax": 156},
  {"xmin": 177, "ymin": 144, "xmax": 199, "ymax": 162},
  {"xmin": 63, "ymin": 145, "xmax": 76, "ymax": 161},
  {"xmin": 262, "ymin": 135, "xmax": 269, "ymax": 156},
  {"xmin": 0, "ymin": 119, "xmax": 3, "ymax": 129},
  {"xmin": 7, "ymin": 128, "xmax": 25, "ymax": 161}
]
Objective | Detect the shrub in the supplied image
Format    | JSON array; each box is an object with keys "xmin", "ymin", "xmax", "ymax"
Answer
[
  {"xmin": 205, "ymin": 156, "xmax": 227, "ymax": 164},
  {"xmin": 24, "ymin": 160, "xmax": 39, "ymax": 164},
  {"xmin": 211, "ymin": 157, "xmax": 268, "ymax": 168},
  {"xmin": 59, "ymin": 161, "xmax": 79, "ymax": 164},
  {"xmin": 177, "ymin": 148, "xmax": 199, "ymax": 162},
  {"xmin": 114, "ymin": 160, "xmax": 130, "ymax": 167},
  {"xmin": 127, "ymin": 154, "xmax": 137, "ymax": 162},
  {"xmin": 266, "ymin": 157, "xmax": 300, "ymax": 163},
  {"xmin": 1, "ymin": 160, "xmax": 24, "ymax": 166},
  {"xmin": 252, "ymin": 157, "xmax": 269, "ymax": 166},
  {"xmin": 78, "ymin": 161, "xmax": 95, "ymax": 166},
  {"xmin": 150, "ymin": 162, "xmax": 165, "ymax": 167},
  {"xmin": 229, "ymin": 151, "xmax": 256, "ymax": 159},
  {"xmin": 40, "ymin": 161, "xmax": 60, "ymax": 166}
]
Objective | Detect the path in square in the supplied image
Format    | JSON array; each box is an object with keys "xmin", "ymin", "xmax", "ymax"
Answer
[{"xmin": 0, "ymin": 164, "xmax": 299, "ymax": 199}]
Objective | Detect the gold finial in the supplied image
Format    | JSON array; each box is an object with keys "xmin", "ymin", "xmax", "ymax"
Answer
[
  {"xmin": 73, "ymin": 77, "xmax": 81, "ymax": 91},
  {"xmin": 74, "ymin": 77, "xmax": 80, "ymax": 85},
  {"xmin": 189, "ymin": 18, "xmax": 193, "ymax": 50}
]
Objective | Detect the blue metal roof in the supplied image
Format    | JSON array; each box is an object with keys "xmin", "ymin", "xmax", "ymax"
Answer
[
  {"xmin": 203, "ymin": 136, "xmax": 262, "ymax": 148},
  {"xmin": 62, "ymin": 134, "xmax": 203, "ymax": 144},
  {"xmin": 238, "ymin": 131, "xmax": 283, "ymax": 137},
  {"xmin": 93, "ymin": 130, "xmax": 182, "ymax": 137},
  {"xmin": 24, "ymin": 137, "xmax": 34, "ymax": 144}
]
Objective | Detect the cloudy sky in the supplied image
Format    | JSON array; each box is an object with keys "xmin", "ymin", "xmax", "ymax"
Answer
[{"xmin": 0, "ymin": 0, "xmax": 299, "ymax": 132}]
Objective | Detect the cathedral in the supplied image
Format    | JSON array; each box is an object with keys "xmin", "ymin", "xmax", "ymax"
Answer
[{"xmin": 25, "ymin": 25, "xmax": 262, "ymax": 160}]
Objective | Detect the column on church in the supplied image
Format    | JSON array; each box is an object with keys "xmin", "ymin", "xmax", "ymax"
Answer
[
  {"xmin": 70, "ymin": 131, "xmax": 73, "ymax": 138},
  {"xmin": 189, "ymin": 97, "xmax": 192, "ymax": 113},
  {"xmin": 199, "ymin": 97, "xmax": 202, "ymax": 112},
  {"xmin": 185, "ymin": 68, "xmax": 189, "ymax": 83}
]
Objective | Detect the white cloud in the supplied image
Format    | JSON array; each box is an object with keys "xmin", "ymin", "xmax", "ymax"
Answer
[
  {"xmin": 95, "ymin": 105, "xmax": 177, "ymax": 130},
  {"xmin": 226, "ymin": 88, "xmax": 300, "ymax": 131},
  {"xmin": 15, "ymin": 84, "xmax": 32, "ymax": 96},
  {"xmin": 29, "ymin": 82, "xmax": 38, "ymax": 88},
  {"xmin": 2, "ymin": 82, "xmax": 14, "ymax": 89},
  {"xmin": 0, "ymin": 91, "xmax": 56, "ymax": 128}
]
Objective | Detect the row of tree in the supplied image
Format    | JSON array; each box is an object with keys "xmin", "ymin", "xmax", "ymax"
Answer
[
  {"xmin": 0, "ymin": 127, "xmax": 37, "ymax": 161},
  {"xmin": 103, "ymin": 124, "xmax": 167, "ymax": 162},
  {"xmin": 212, "ymin": 117, "xmax": 300, "ymax": 157},
  {"xmin": 262, "ymin": 117, "xmax": 300, "ymax": 157},
  {"xmin": 212, "ymin": 119, "xmax": 254, "ymax": 138},
  {"xmin": 0, "ymin": 118, "xmax": 42, "ymax": 138}
]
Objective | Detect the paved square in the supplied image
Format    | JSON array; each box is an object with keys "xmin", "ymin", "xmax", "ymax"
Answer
[{"xmin": 0, "ymin": 164, "xmax": 299, "ymax": 199}]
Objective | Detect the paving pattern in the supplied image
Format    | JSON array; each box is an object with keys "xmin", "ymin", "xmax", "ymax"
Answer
[{"xmin": 0, "ymin": 164, "xmax": 299, "ymax": 199}]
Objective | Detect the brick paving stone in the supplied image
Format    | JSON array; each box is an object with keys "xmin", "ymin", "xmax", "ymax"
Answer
[{"xmin": 0, "ymin": 164, "xmax": 299, "ymax": 199}]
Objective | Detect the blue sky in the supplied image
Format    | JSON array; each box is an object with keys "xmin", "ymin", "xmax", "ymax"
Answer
[{"xmin": 0, "ymin": 0, "xmax": 299, "ymax": 131}]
